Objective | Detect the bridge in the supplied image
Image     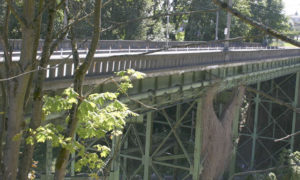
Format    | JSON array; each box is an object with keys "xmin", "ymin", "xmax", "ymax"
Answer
[{"xmin": 2, "ymin": 41, "xmax": 300, "ymax": 179}]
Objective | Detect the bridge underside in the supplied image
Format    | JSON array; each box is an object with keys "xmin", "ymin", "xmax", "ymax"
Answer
[
  {"xmin": 27, "ymin": 54, "xmax": 300, "ymax": 179},
  {"xmin": 109, "ymin": 72, "xmax": 300, "ymax": 180}
]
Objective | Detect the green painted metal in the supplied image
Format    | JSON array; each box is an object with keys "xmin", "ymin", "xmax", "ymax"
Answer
[
  {"xmin": 154, "ymin": 154, "xmax": 186, "ymax": 161},
  {"xmin": 250, "ymin": 82, "xmax": 261, "ymax": 169},
  {"xmin": 291, "ymin": 72, "xmax": 300, "ymax": 151},
  {"xmin": 71, "ymin": 135, "xmax": 76, "ymax": 177},
  {"xmin": 151, "ymin": 101, "xmax": 197, "ymax": 158},
  {"xmin": 173, "ymin": 104, "xmax": 181, "ymax": 179},
  {"xmin": 109, "ymin": 132, "xmax": 121, "ymax": 180},
  {"xmin": 193, "ymin": 98, "xmax": 203, "ymax": 180},
  {"xmin": 143, "ymin": 112, "xmax": 153, "ymax": 180},
  {"xmin": 120, "ymin": 154, "xmax": 142, "ymax": 161},
  {"xmin": 122, "ymin": 135, "xmax": 128, "ymax": 179},
  {"xmin": 229, "ymin": 93, "xmax": 242, "ymax": 179},
  {"xmin": 152, "ymin": 161, "xmax": 190, "ymax": 171},
  {"xmin": 70, "ymin": 151, "xmax": 75, "ymax": 177},
  {"xmin": 162, "ymin": 110, "xmax": 192, "ymax": 166},
  {"xmin": 45, "ymin": 140, "xmax": 52, "ymax": 180},
  {"xmin": 268, "ymin": 80, "xmax": 274, "ymax": 126}
]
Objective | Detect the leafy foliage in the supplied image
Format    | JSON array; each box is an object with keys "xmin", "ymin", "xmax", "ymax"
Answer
[
  {"xmin": 26, "ymin": 69, "xmax": 145, "ymax": 176},
  {"xmin": 185, "ymin": 0, "xmax": 290, "ymax": 43},
  {"xmin": 245, "ymin": 150, "xmax": 300, "ymax": 180}
]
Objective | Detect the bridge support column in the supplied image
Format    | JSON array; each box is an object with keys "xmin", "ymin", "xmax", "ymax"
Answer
[
  {"xmin": 192, "ymin": 98, "xmax": 203, "ymax": 180},
  {"xmin": 229, "ymin": 97, "xmax": 242, "ymax": 179},
  {"xmin": 45, "ymin": 140, "xmax": 52, "ymax": 180},
  {"xmin": 268, "ymin": 80, "xmax": 274, "ymax": 127},
  {"xmin": 173, "ymin": 104, "xmax": 181, "ymax": 179},
  {"xmin": 70, "ymin": 135, "xmax": 76, "ymax": 177},
  {"xmin": 143, "ymin": 112, "xmax": 153, "ymax": 180},
  {"xmin": 122, "ymin": 136, "xmax": 128, "ymax": 179},
  {"xmin": 109, "ymin": 132, "xmax": 121, "ymax": 180},
  {"xmin": 291, "ymin": 72, "xmax": 300, "ymax": 151},
  {"xmin": 250, "ymin": 82, "xmax": 261, "ymax": 169}
]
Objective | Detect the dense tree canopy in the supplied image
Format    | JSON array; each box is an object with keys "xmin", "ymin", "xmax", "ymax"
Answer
[
  {"xmin": 0, "ymin": 0, "xmax": 290, "ymax": 43},
  {"xmin": 185, "ymin": 0, "xmax": 289, "ymax": 43}
]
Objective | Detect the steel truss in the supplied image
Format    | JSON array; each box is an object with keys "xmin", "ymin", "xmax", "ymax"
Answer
[
  {"xmin": 235, "ymin": 72, "xmax": 300, "ymax": 176},
  {"xmin": 109, "ymin": 100, "xmax": 206, "ymax": 180},
  {"xmin": 42, "ymin": 73, "xmax": 300, "ymax": 179}
]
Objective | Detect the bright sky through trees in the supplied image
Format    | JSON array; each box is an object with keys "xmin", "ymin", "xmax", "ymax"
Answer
[{"xmin": 283, "ymin": 0, "xmax": 300, "ymax": 15}]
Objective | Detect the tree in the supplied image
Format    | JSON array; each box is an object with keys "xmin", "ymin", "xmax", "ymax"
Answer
[
  {"xmin": 185, "ymin": 0, "xmax": 219, "ymax": 41},
  {"xmin": 101, "ymin": 0, "xmax": 153, "ymax": 40},
  {"xmin": 0, "ymin": 0, "xmax": 103, "ymax": 179},
  {"xmin": 247, "ymin": 0, "xmax": 290, "ymax": 43},
  {"xmin": 0, "ymin": 0, "xmax": 148, "ymax": 179},
  {"xmin": 184, "ymin": 0, "xmax": 289, "ymax": 43}
]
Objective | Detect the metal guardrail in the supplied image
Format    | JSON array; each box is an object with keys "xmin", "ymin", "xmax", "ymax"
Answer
[
  {"xmin": 0, "ymin": 39, "xmax": 263, "ymax": 51},
  {"xmin": 39, "ymin": 49, "xmax": 300, "ymax": 80},
  {"xmin": 0, "ymin": 46, "xmax": 282, "ymax": 58},
  {"xmin": 1, "ymin": 48, "xmax": 300, "ymax": 82}
]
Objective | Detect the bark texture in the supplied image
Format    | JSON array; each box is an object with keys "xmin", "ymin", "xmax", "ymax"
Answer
[
  {"xmin": 200, "ymin": 86, "xmax": 245, "ymax": 180},
  {"xmin": 3, "ymin": 1, "xmax": 36, "ymax": 179},
  {"xmin": 54, "ymin": 0, "xmax": 102, "ymax": 179},
  {"xmin": 18, "ymin": 1, "xmax": 56, "ymax": 179}
]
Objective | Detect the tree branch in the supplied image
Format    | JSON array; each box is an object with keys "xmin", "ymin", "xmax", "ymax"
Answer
[
  {"xmin": 101, "ymin": 8, "xmax": 217, "ymax": 33},
  {"xmin": 275, "ymin": 131, "xmax": 300, "ymax": 142},
  {"xmin": 0, "ymin": 1, "xmax": 13, "ymax": 77},
  {"xmin": 212, "ymin": 0, "xmax": 300, "ymax": 47},
  {"xmin": 230, "ymin": 164, "xmax": 298, "ymax": 179},
  {"xmin": 107, "ymin": 9, "xmax": 217, "ymax": 26},
  {"xmin": 246, "ymin": 86, "xmax": 299, "ymax": 113},
  {"xmin": 5, "ymin": 0, "xmax": 26, "ymax": 27},
  {"xmin": 102, "ymin": 0, "xmax": 112, "ymax": 7}
]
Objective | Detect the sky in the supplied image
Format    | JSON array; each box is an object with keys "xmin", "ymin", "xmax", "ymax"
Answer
[{"xmin": 282, "ymin": 0, "xmax": 300, "ymax": 15}]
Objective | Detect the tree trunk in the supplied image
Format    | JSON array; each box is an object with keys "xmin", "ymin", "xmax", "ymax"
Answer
[
  {"xmin": 3, "ymin": 79, "xmax": 31, "ymax": 179},
  {"xmin": 200, "ymin": 86, "xmax": 245, "ymax": 180},
  {"xmin": 0, "ymin": 80, "xmax": 7, "ymax": 176},
  {"xmin": 54, "ymin": 0, "xmax": 102, "ymax": 179},
  {"xmin": 18, "ymin": 1, "xmax": 56, "ymax": 179},
  {"xmin": 3, "ymin": 0, "xmax": 36, "ymax": 179}
]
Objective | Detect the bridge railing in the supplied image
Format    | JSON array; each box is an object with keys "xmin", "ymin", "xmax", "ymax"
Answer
[
  {"xmin": 42, "ymin": 49, "xmax": 300, "ymax": 81},
  {"xmin": 0, "ymin": 39, "xmax": 263, "ymax": 51},
  {"xmin": 1, "ymin": 46, "xmax": 276, "ymax": 59}
]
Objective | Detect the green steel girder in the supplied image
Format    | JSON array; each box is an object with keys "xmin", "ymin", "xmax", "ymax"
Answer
[
  {"xmin": 117, "ymin": 99, "xmax": 209, "ymax": 179},
  {"xmin": 41, "ymin": 55, "xmax": 300, "ymax": 179},
  {"xmin": 193, "ymin": 99, "xmax": 203, "ymax": 180},
  {"xmin": 291, "ymin": 72, "xmax": 300, "ymax": 151},
  {"xmin": 250, "ymin": 82, "xmax": 261, "ymax": 169},
  {"xmin": 124, "ymin": 57, "xmax": 300, "ymax": 113},
  {"xmin": 143, "ymin": 112, "xmax": 153, "ymax": 180},
  {"xmin": 236, "ymin": 72, "xmax": 300, "ymax": 174}
]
